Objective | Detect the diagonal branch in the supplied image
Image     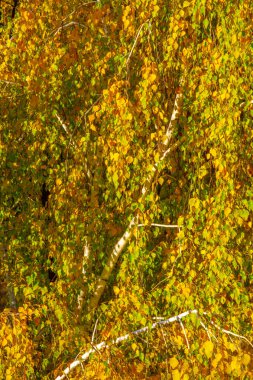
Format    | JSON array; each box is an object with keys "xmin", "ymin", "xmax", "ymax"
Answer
[
  {"xmin": 86, "ymin": 89, "xmax": 183, "ymax": 319},
  {"xmin": 55, "ymin": 309, "xmax": 253, "ymax": 380},
  {"xmin": 55, "ymin": 309, "xmax": 197, "ymax": 380},
  {"xmin": 126, "ymin": 23, "xmax": 147, "ymax": 66},
  {"xmin": 55, "ymin": 113, "xmax": 91, "ymax": 180}
]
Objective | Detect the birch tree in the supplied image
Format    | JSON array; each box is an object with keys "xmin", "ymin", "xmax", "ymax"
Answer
[{"xmin": 0, "ymin": 0, "xmax": 253, "ymax": 379}]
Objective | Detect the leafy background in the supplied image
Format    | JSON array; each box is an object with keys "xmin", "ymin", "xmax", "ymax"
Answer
[{"xmin": 1, "ymin": 0, "xmax": 253, "ymax": 378}]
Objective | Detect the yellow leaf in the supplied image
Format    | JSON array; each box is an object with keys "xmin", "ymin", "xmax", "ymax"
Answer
[
  {"xmin": 188, "ymin": 269, "xmax": 195, "ymax": 278},
  {"xmin": 182, "ymin": 284, "xmax": 190, "ymax": 297},
  {"xmin": 154, "ymin": 152, "xmax": 160, "ymax": 163},
  {"xmin": 112, "ymin": 152, "xmax": 119, "ymax": 161},
  {"xmin": 2, "ymin": 338, "xmax": 7, "ymax": 347},
  {"xmin": 227, "ymin": 342, "xmax": 237, "ymax": 352},
  {"xmin": 136, "ymin": 363, "xmax": 144, "ymax": 373},
  {"xmin": 113, "ymin": 286, "xmax": 120, "ymax": 295},
  {"xmin": 123, "ymin": 18, "xmax": 130, "ymax": 29},
  {"xmin": 199, "ymin": 165, "xmax": 208, "ymax": 179},
  {"xmin": 126, "ymin": 156, "xmax": 133, "ymax": 164},
  {"xmin": 21, "ymin": 24, "xmax": 27, "ymax": 32},
  {"xmin": 211, "ymin": 353, "xmax": 222, "ymax": 368},
  {"xmin": 189, "ymin": 197, "xmax": 200, "ymax": 210},
  {"xmin": 149, "ymin": 73, "xmax": 156, "ymax": 83},
  {"xmin": 210, "ymin": 148, "xmax": 217, "ymax": 157},
  {"xmin": 88, "ymin": 114, "xmax": 95, "ymax": 122},
  {"xmin": 224, "ymin": 207, "xmax": 231, "ymax": 217},
  {"xmin": 183, "ymin": 1, "xmax": 191, "ymax": 7},
  {"xmin": 56, "ymin": 178, "xmax": 62, "ymax": 186},
  {"xmin": 170, "ymin": 357, "xmax": 179, "ymax": 369},
  {"xmin": 93, "ymin": 105, "xmax": 100, "ymax": 112},
  {"xmin": 131, "ymin": 342, "xmax": 137, "ymax": 351},
  {"xmin": 172, "ymin": 369, "xmax": 180, "ymax": 380},
  {"xmin": 112, "ymin": 172, "xmax": 118, "ymax": 188},
  {"xmin": 158, "ymin": 177, "xmax": 164, "ymax": 186},
  {"xmin": 203, "ymin": 340, "xmax": 214, "ymax": 359},
  {"xmin": 242, "ymin": 353, "xmax": 250, "ymax": 365},
  {"xmin": 232, "ymin": 35, "xmax": 237, "ymax": 44}
]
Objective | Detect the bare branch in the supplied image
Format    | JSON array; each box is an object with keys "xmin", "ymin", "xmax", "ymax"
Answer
[
  {"xmin": 178, "ymin": 317, "xmax": 190, "ymax": 349},
  {"xmin": 55, "ymin": 310, "xmax": 197, "ymax": 380},
  {"xmin": 126, "ymin": 23, "xmax": 147, "ymax": 66},
  {"xmin": 55, "ymin": 113, "xmax": 91, "ymax": 180},
  {"xmin": 91, "ymin": 318, "xmax": 99, "ymax": 344},
  {"xmin": 0, "ymin": 79, "xmax": 23, "ymax": 86},
  {"xmin": 199, "ymin": 320, "xmax": 218, "ymax": 342},
  {"xmin": 55, "ymin": 113, "xmax": 76, "ymax": 146},
  {"xmin": 55, "ymin": 308, "xmax": 253, "ymax": 380},
  {"xmin": 205, "ymin": 316, "xmax": 253, "ymax": 349},
  {"xmin": 52, "ymin": 21, "xmax": 86, "ymax": 37},
  {"xmin": 138, "ymin": 223, "xmax": 179, "ymax": 228}
]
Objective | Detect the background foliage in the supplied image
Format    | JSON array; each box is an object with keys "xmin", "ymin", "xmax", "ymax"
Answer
[{"xmin": 1, "ymin": 0, "xmax": 253, "ymax": 378}]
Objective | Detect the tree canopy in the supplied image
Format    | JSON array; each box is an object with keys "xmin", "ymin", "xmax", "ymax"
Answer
[{"xmin": 1, "ymin": 0, "xmax": 253, "ymax": 379}]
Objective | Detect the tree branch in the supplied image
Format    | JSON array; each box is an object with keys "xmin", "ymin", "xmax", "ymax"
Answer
[
  {"xmin": 55, "ymin": 309, "xmax": 253, "ymax": 380},
  {"xmin": 86, "ymin": 90, "xmax": 182, "ymax": 319},
  {"xmin": 55, "ymin": 309, "xmax": 197, "ymax": 380},
  {"xmin": 77, "ymin": 241, "xmax": 91, "ymax": 310}
]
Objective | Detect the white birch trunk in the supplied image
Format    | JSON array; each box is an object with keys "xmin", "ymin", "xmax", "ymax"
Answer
[{"xmin": 87, "ymin": 90, "xmax": 182, "ymax": 318}]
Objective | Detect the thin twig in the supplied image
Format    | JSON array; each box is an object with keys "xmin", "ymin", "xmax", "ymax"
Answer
[
  {"xmin": 63, "ymin": 21, "xmax": 86, "ymax": 29},
  {"xmin": 60, "ymin": 1, "xmax": 98, "ymax": 24},
  {"xmin": 91, "ymin": 318, "xmax": 99, "ymax": 344},
  {"xmin": 138, "ymin": 223, "xmax": 179, "ymax": 228},
  {"xmin": 159, "ymin": 325, "xmax": 169, "ymax": 379},
  {"xmin": 126, "ymin": 23, "xmax": 147, "ymax": 66},
  {"xmin": 52, "ymin": 21, "xmax": 86, "ymax": 36},
  {"xmin": 208, "ymin": 319, "xmax": 253, "ymax": 348},
  {"xmin": 0, "ymin": 79, "xmax": 23, "ymax": 86},
  {"xmin": 55, "ymin": 114, "xmax": 76, "ymax": 147},
  {"xmin": 199, "ymin": 320, "xmax": 218, "ymax": 342},
  {"xmin": 178, "ymin": 317, "xmax": 190, "ymax": 349}
]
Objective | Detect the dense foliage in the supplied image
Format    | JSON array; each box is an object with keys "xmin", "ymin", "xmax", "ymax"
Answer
[{"xmin": 1, "ymin": 0, "xmax": 253, "ymax": 379}]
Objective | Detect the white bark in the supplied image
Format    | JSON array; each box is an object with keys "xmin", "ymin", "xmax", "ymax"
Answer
[
  {"xmin": 137, "ymin": 223, "xmax": 179, "ymax": 228},
  {"xmin": 77, "ymin": 242, "xmax": 90, "ymax": 310},
  {"xmin": 87, "ymin": 90, "xmax": 182, "ymax": 317},
  {"xmin": 55, "ymin": 309, "xmax": 253, "ymax": 380},
  {"xmin": 55, "ymin": 309, "xmax": 197, "ymax": 380}
]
